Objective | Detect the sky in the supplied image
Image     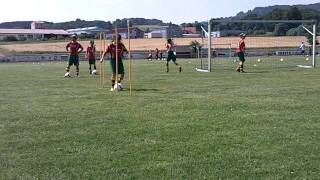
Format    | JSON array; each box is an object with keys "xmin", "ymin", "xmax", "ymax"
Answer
[{"xmin": 0, "ymin": 0, "xmax": 319, "ymax": 24}]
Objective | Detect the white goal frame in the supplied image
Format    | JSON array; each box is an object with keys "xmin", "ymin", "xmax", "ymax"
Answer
[{"xmin": 198, "ymin": 19, "xmax": 317, "ymax": 72}]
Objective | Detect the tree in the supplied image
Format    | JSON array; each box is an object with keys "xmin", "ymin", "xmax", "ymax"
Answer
[
  {"xmin": 273, "ymin": 23, "xmax": 289, "ymax": 36},
  {"xmin": 287, "ymin": 7, "xmax": 302, "ymax": 20},
  {"xmin": 2, "ymin": 36, "xmax": 18, "ymax": 41},
  {"xmin": 190, "ymin": 40, "xmax": 202, "ymax": 53},
  {"xmin": 306, "ymin": 33, "xmax": 319, "ymax": 45}
]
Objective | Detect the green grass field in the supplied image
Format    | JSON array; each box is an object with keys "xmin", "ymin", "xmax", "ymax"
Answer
[{"xmin": 1, "ymin": 59, "xmax": 320, "ymax": 179}]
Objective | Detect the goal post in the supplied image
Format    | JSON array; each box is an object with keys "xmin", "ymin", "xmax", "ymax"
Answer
[{"xmin": 201, "ymin": 19, "xmax": 318, "ymax": 72}]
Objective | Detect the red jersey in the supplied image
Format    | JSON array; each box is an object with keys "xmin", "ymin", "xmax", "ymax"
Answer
[
  {"xmin": 86, "ymin": 46, "xmax": 96, "ymax": 60},
  {"xmin": 106, "ymin": 43, "xmax": 128, "ymax": 59},
  {"xmin": 236, "ymin": 39, "xmax": 245, "ymax": 53},
  {"xmin": 66, "ymin": 42, "xmax": 83, "ymax": 56}
]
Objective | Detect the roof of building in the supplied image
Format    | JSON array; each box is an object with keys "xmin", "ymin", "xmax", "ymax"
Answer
[
  {"xmin": 66, "ymin": 26, "xmax": 104, "ymax": 32},
  {"xmin": 106, "ymin": 27, "xmax": 143, "ymax": 34},
  {"xmin": 0, "ymin": 29, "xmax": 71, "ymax": 35}
]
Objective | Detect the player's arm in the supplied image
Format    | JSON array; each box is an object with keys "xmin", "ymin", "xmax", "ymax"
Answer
[
  {"xmin": 78, "ymin": 44, "xmax": 84, "ymax": 54},
  {"xmin": 66, "ymin": 43, "xmax": 70, "ymax": 52},
  {"xmin": 100, "ymin": 45, "xmax": 109, "ymax": 63},
  {"xmin": 122, "ymin": 44, "xmax": 128, "ymax": 58},
  {"xmin": 85, "ymin": 47, "xmax": 89, "ymax": 59}
]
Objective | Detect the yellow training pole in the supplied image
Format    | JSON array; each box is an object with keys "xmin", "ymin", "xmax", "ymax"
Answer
[
  {"xmin": 115, "ymin": 25, "xmax": 119, "ymax": 90},
  {"xmin": 103, "ymin": 32, "xmax": 106, "ymax": 86},
  {"xmin": 127, "ymin": 20, "xmax": 132, "ymax": 96},
  {"xmin": 99, "ymin": 32, "xmax": 103, "ymax": 86}
]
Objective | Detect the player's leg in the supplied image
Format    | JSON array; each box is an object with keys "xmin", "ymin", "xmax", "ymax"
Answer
[
  {"xmin": 110, "ymin": 59, "xmax": 116, "ymax": 91},
  {"xmin": 93, "ymin": 60, "xmax": 97, "ymax": 70},
  {"xmin": 89, "ymin": 62, "xmax": 92, "ymax": 74},
  {"xmin": 65, "ymin": 56, "xmax": 74, "ymax": 77},
  {"xmin": 166, "ymin": 52, "xmax": 173, "ymax": 73},
  {"xmin": 172, "ymin": 55, "xmax": 182, "ymax": 72},
  {"xmin": 236, "ymin": 52, "xmax": 243, "ymax": 72},
  {"xmin": 118, "ymin": 60, "xmax": 125, "ymax": 83},
  {"xmin": 240, "ymin": 53, "xmax": 245, "ymax": 73},
  {"xmin": 75, "ymin": 56, "xmax": 80, "ymax": 76}
]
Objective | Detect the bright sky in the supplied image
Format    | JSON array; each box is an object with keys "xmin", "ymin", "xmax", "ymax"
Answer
[{"xmin": 0, "ymin": 0, "xmax": 319, "ymax": 24}]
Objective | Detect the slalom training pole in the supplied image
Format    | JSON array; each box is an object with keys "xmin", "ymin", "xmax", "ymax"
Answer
[
  {"xmin": 115, "ymin": 24, "xmax": 119, "ymax": 91},
  {"xmin": 99, "ymin": 32, "xmax": 103, "ymax": 86},
  {"xmin": 103, "ymin": 32, "xmax": 106, "ymax": 86},
  {"xmin": 127, "ymin": 20, "xmax": 132, "ymax": 96}
]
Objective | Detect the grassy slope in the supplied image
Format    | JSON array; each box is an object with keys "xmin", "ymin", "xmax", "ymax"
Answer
[{"xmin": 0, "ymin": 60, "xmax": 319, "ymax": 179}]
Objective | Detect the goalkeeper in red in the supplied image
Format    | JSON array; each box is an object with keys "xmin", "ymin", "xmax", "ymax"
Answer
[
  {"xmin": 100, "ymin": 34, "xmax": 128, "ymax": 91},
  {"xmin": 236, "ymin": 33, "xmax": 246, "ymax": 73}
]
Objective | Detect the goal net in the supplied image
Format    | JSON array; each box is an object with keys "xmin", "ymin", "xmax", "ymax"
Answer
[{"xmin": 197, "ymin": 20, "xmax": 318, "ymax": 72}]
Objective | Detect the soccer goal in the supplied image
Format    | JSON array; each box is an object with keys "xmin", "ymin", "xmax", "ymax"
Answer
[{"xmin": 197, "ymin": 19, "xmax": 318, "ymax": 72}]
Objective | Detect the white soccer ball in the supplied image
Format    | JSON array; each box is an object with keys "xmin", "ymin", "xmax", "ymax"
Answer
[
  {"xmin": 64, "ymin": 72, "xmax": 71, "ymax": 77},
  {"xmin": 113, "ymin": 83, "xmax": 124, "ymax": 91},
  {"xmin": 257, "ymin": 59, "xmax": 261, "ymax": 62},
  {"xmin": 280, "ymin": 58, "xmax": 284, "ymax": 62},
  {"xmin": 92, "ymin": 70, "xmax": 98, "ymax": 75}
]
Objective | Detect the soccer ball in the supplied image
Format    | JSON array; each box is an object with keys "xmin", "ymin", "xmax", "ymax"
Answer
[
  {"xmin": 92, "ymin": 70, "xmax": 98, "ymax": 75},
  {"xmin": 64, "ymin": 72, "xmax": 71, "ymax": 78},
  {"xmin": 113, "ymin": 83, "xmax": 124, "ymax": 91},
  {"xmin": 257, "ymin": 59, "xmax": 261, "ymax": 62}
]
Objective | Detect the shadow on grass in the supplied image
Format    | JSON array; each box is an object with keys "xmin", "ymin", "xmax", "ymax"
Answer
[{"xmin": 131, "ymin": 88, "xmax": 161, "ymax": 92}]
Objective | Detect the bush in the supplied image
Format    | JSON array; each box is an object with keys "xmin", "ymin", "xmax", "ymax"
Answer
[{"xmin": 2, "ymin": 36, "xmax": 18, "ymax": 41}]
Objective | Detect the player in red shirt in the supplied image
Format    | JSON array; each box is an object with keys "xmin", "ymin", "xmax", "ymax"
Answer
[
  {"xmin": 236, "ymin": 33, "xmax": 246, "ymax": 73},
  {"xmin": 86, "ymin": 40, "xmax": 97, "ymax": 74},
  {"xmin": 165, "ymin": 38, "xmax": 182, "ymax": 73},
  {"xmin": 100, "ymin": 34, "xmax": 128, "ymax": 91},
  {"xmin": 65, "ymin": 35, "xmax": 83, "ymax": 77}
]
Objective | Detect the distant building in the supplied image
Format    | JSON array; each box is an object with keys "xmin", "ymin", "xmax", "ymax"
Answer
[
  {"xmin": 212, "ymin": 31, "xmax": 221, "ymax": 38},
  {"xmin": 105, "ymin": 27, "xmax": 144, "ymax": 39},
  {"xmin": 182, "ymin": 27, "xmax": 197, "ymax": 34},
  {"xmin": 146, "ymin": 27, "xmax": 167, "ymax": 38},
  {"xmin": 144, "ymin": 25, "xmax": 183, "ymax": 39},
  {"xmin": 203, "ymin": 31, "xmax": 221, "ymax": 38},
  {"xmin": 31, "ymin": 21, "xmax": 45, "ymax": 29},
  {"xmin": 66, "ymin": 27, "xmax": 105, "ymax": 35},
  {"xmin": 0, "ymin": 29, "xmax": 70, "ymax": 41},
  {"xmin": 0, "ymin": 22, "xmax": 71, "ymax": 41}
]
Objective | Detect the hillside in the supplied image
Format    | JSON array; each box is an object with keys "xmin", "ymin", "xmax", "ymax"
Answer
[
  {"xmin": 0, "ymin": 18, "xmax": 167, "ymax": 30},
  {"xmin": 237, "ymin": 2, "xmax": 320, "ymax": 17}
]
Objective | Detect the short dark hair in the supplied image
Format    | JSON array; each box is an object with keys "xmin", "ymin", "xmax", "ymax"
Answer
[
  {"xmin": 115, "ymin": 34, "xmax": 122, "ymax": 41},
  {"xmin": 167, "ymin": 38, "xmax": 172, "ymax": 43}
]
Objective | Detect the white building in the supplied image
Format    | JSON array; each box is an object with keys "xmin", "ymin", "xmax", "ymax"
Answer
[
  {"xmin": 0, "ymin": 22, "xmax": 70, "ymax": 41},
  {"xmin": 66, "ymin": 27, "xmax": 105, "ymax": 35}
]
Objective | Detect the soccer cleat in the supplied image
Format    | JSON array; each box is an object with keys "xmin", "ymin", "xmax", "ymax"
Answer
[{"xmin": 179, "ymin": 67, "xmax": 182, "ymax": 72}]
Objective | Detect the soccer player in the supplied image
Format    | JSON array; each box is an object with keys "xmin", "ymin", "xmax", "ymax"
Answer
[
  {"xmin": 300, "ymin": 42, "xmax": 306, "ymax": 56},
  {"xmin": 236, "ymin": 33, "xmax": 246, "ymax": 73},
  {"xmin": 100, "ymin": 34, "xmax": 128, "ymax": 91},
  {"xmin": 166, "ymin": 38, "xmax": 182, "ymax": 73},
  {"xmin": 65, "ymin": 35, "xmax": 83, "ymax": 77},
  {"xmin": 155, "ymin": 48, "xmax": 159, "ymax": 60},
  {"xmin": 159, "ymin": 50, "xmax": 163, "ymax": 60},
  {"xmin": 86, "ymin": 40, "xmax": 97, "ymax": 74}
]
